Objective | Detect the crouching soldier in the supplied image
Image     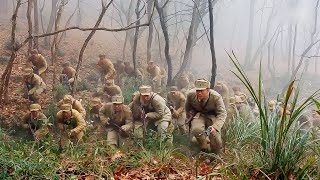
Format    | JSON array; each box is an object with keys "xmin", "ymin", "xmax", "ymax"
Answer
[
  {"xmin": 21, "ymin": 104, "xmax": 49, "ymax": 141},
  {"xmin": 60, "ymin": 62, "xmax": 76, "ymax": 90},
  {"xmin": 57, "ymin": 94, "xmax": 86, "ymax": 118},
  {"xmin": 56, "ymin": 104, "xmax": 86, "ymax": 147},
  {"xmin": 26, "ymin": 49, "xmax": 48, "ymax": 80},
  {"xmin": 131, "ymin": 85, "xmax": 174, "ymax": 144},
  {"xmin": 89, "ymin": 97, "xmax": 105, "ymax": 134},
  {"xmin": 23, "ymin": 68, "xmax": 47, "ymax": 102},
  {"xmin": 167, "ymin": 86, "xmax": 187, "ymax": 134},
  {"xmin": 99, "ymin": 95, "xmax": 133, "ymax": 148},
  {"xmin": 185, "ymin": 79, "xmax": 227, "ymax": 154}
]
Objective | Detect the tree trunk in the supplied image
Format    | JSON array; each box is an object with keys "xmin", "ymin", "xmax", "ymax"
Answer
[
  {"xmin": 0, "ymin": 0, "xmax": 22, "ymax": 104},
  {"xmin": 27, "ymin": 0, "xmax": 33, "ymax": 55},
  {"xmin": 287, "ymin": 24, "xmax": 292, "ymax": 73},
  {"xmin": 155, "ymin": 0, "xmax": 173, "ymax": 87},
  {"xmin": 57, "ymin": 2, "xmax": 78, "ymax": 46},
  {"xmin": 243, "ymin": 0, "xmax": 255, "ymax": 67},
  {"xmin": 39, "ymin": 0, "xmax": 46, "ymax": 33},
  {"xmin": 44, "ymin": 0, "xmax": 58, "ymax": 46},
  {"xmin": 33, "ymin": 0, "xmax": 39, "ymax": 49},
  {"xmin": 73, "ymin": 0, "xmax": 114, "ymax": 95},
  {"xmin": 146, "ymin": 0, "xmax": 154, "ymax": 63},
  {"xmin": 208, "ymin": 0, "xmax": 216, "ymax": 88},
  {"xmin": 132, "ymin": 0, "xmax": 142, "ymax": 74},
  {"xmin": 122, "ymin": 0, "xmax": 134, "ymax": 61},
  {"xmin": 291, "ymin": 24, "xmax": 297, "ymax": 74}
]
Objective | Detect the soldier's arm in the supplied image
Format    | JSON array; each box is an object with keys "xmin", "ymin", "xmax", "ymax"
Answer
[
  {"xmin": 71, "ymin": 111, "xmax": 86, "ymax": 134},
  {"xmin": 153, "ymin": 67, "xmax": 162, "ymax": 80},
  {"xmin": 29, "ymin": 76, "xmax": 42, "ymax": 94},
  {"xmin": 75, "ymin": 101, "xmax": 86, "ymax": 117},
  {"xmin": 35, "ymin": 113, "xmax": 49, "ymax": 138},
  {"xmin": 105, "ymin": 62, "xmax": 115, "ymax": 78},
  {"xmin": 38, "ymin": 55, "xmax": 47, "ymax": 74},
  {"xmin": 99, "ymin": 105, "xmax": 110, "ymax": 125},
  {"xmin": 121, "ymin": 107, "xmax": 133, "ymax": 131},
  {"xmin": 56, "ymin": 113, "xmax": 65, "ymax": 130},
  {"xmin": 185, "ymin": 93, "xmax": 194, "ymax": 113},
  {"xmin": 176, "ymin": 93, "xmax": 186, "ymax": 115},
  {"xmin": 21, "ymin": 114, "xmax": 30, "ymax": 129},
  {"xmin": 146, "ymin": 98, "xmax": 163, "ymax": 120},
  {"xmin": 211, "ymin": 95, "xmax": 227, "ymax": 131}
]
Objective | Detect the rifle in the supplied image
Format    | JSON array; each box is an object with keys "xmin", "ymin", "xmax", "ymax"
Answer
[
  {"xmin": 141, "ymin": 106, "xmax": 149, "ymax": 140},
  {"xmin": 106, "ymin": 122, "xmax": 129, "ymax": 138},
  {"xmin": 25, "ymin": 82, "xmax": 31, "ymax": 101},
  {"xmin": 198, "ymin": 126, "xmax": 213, "ymax": 136}
]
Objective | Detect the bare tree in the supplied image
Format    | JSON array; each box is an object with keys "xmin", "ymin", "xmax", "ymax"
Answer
[
  {"xmin": 27, "ymin": 0, "xmax": 33, "ymax": 55},
  {"xmin": 243, "ymin": 0, "xmax": 256, "ymax": 67},
  {"xmin": 120, "ymin": 0, "xmax": 135, "ymax": 61},
  {"xmin": 132, "ymin": 0, "xmax": 142, "ymax": 74},
  {"xmin": 33, "ymin": 0, "xmax": 39, "ymax": 49},
  {"xmin": 155, "ymin": 0, "xmax": 173, "ymax": 86},
  {"xmin": 44, "ymin": 0, "xmax": 58, "ymax": 46},
  {"xmin": 147, "ymin": 0, "xmax": 155, "ymax": 63},
  {"xmin": 208, "ymin": 0, "xmax": 217, "ymax": 88}
]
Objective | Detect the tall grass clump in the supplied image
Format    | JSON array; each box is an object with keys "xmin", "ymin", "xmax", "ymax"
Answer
[{"xmin": 228, "ymin": 51, "xmax": 320, "ymax": 178}]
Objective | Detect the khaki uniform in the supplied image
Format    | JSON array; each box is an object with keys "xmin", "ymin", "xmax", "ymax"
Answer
[
  {"xmin": 56, "ymin": 109, "xmax": 86, "ymax": 146},
  {"xmin": 21, "ymin": 112, "xmax": 48, "ymax": 140},
  {"xmin": 124, "ymin": 63, "xmax": 134, "ymax": 76},
  {"xmin": 89, "ymin": 105, "xmax": 104, "ymax": 133},
  {"xmin": 57, "ymin": 99, "xmax": 86, "ymax": 118},
  {"xmin": 167, "ymin": 91, "xmax": 187, "ymax": 133},
  {"xmin": 61, "ymin": 66, "xmax": 76, "ymax": 84},
  {"xmin": 27, "ymin": 54, "xmax": 48, "ymax": 79},
  {"xmin": 99, "ymin": 103, "xmax": 133, "ymax": 147},
  {"xmin": 214, "ymin": 81, "xmax": 230, "ymax": 109},
  {"xmin": 237, "ymin": 104, "xmax": 256, "ymax": 122},
  {"xmin": 24, "ymin": 73, "xmax": 47, "ymax": 102},
  {"xmin": 131, "ymin": 92, "xmax": 173, "ymax": 141},
  {"xmin": 185, "ymin": 89, "xmax": 227, "ymax": 153},
  {"xmin": 97, "ymin": 58, "xmax": 116, "ymax": 81},
  {"xmin": 103, "ymin": 84, "xmax": 122, "ymax": 102},
  {"xmin": 147, "ymin": 65, "xmax": 162, "ymax": 93},
  {"xmin": 115, "ymin": 61, "xmax": 125, "ymax": 75}
]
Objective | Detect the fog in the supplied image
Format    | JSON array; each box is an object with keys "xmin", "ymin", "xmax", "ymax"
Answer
[{"xmin": 0, "ymin": 0, "xmax": 319, "ymax": 95}]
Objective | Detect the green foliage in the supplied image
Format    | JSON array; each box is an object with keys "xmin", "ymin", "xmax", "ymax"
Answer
[
  {"xmin": 53, "ymin": 84, "xmax": 69, "ymax": 101},
  {"xmin": 227, "ymin": 51, "xmax": 320, "ymax": 178},
  {"xmin": 86, "ymin": 71, "xmax": 100, "ymax": 83},
  {"xmin": 122, "ymin": 76, "xmax": 142, "ymax": 104},
  {"xmin": 0, "ymin": 56, "xmax": 10, "ymax": 65},
  {"xmin": 77, "ymin": 79, "xmax": 92, "ymax": 91}
]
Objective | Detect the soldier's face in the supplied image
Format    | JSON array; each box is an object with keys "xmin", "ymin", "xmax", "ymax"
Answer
[
  {"xmin": 141, "ymin": 95, "xmax": 151, "ymax": 103},
  {"xmin": 31, "ymin": 111, "xmax": 39, "ymax": 119},
  {"xmin": 196, "ymin": 89, "xmax": 209, "ymax": 101},
  {"xmin": 62, "ymin": 111, "xmax": 72, "ymax": 120},
  {"xmin": 170, "ymin": 91, "xmax": 177, "ymax": 96},
  {"xmin": 113, "ymin": 103, "xmax": 123, "ymax": 112}
]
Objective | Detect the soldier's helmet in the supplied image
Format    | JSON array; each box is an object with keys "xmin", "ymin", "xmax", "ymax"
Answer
[
  {"xmin": 91, "ymin": 97, "xmax": 102, "ymax": 107},
  {"xmin": 139, "ymin": 85, "xmax": 152, "ymax": 96},
  {"xmin": 170, "ymin": 86, "xmax": 178, "ymax": 92},
  {"xmin": 111, "ymin": 95, "xmax": 124, "ymax": 104},
  {"xmin": 195, "ymin": 79, "xmax": 210, "ymax": 90},
  {"xmin": 23, "ymin": 68, "xmax": 33, "ymax": 76},
  {"xmin": 31, "ymin": 49, "xmax": 38, "ymax": 55},
  {"xmin": 62, "ymin": 95, "xmax": 74, "ymax": 105},
  {"xmin": 60, "ymin": 104, "xmax": 72, "ymax": 112},
  {"xmin": 30, "ymin": 104, "xmax": 41, "ymax": 112}
]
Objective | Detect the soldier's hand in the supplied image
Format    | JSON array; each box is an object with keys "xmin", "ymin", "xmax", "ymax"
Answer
[
  {"xmin": 209, "ymin": 126, "xmax": 217, "ymax": 135},
  {"xmin": 187, "ymin": 111, "xmax": 195, "ymax": 118}
]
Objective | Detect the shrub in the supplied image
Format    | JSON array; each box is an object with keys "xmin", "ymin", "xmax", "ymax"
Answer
[{"xmin": 53, "ymin": 83, "xmax": 69, "ymax": 101}]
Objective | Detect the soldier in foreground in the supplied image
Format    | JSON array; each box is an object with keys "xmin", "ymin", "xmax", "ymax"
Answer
[
  {"xmin": 131, "ymin": 85, "xmax": 173, "ymax": 144},
  {"xmin": 185, "ymin": 79, "xmax": 227, "ymax": 154},
  {"xmin": 26, "ymin": 49, "xmax": 48, "ymax": 79},
  {"xmin": 60, "ymin": 62, "xmax": 76, "ymax": 90},
  {"xmin": 23, "ymin": 68, "xmax": 47, "ymax": 102},
  {"xmin": 167, "ymin": 86, "xmax": 187, "ymax": 134},
  {"xmin": 56, "ymin": 104, "xmax": 86, "ymax": 147},
  {"xmin": 99, "ymin": 95, "xmax": 133, "ymax": 148},
  {"xmin": 57, "ymin": 94, "xmax": 86, "ymax": 118},
  {"xmin": 21, "ymin": 104, "xmax": 49, "ymax": 141}
]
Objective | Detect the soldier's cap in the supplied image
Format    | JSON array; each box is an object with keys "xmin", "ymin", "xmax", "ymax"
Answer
[
  {"xmin": 31, "ymin": 49, "xmax": 38, "ymax": 54},
  {"xmin": 23, "ymin": 68, "xmax": 33, "ymax": 76},
  {"xmin": 60, "ymin": 104, "xmax": 72, "ymax": 112},
  {"xmin": 99, "ymin": 54, "xmax": 106, "ymax": 58},
  {"xmin": 235, "ymin": 95, "xmax": 244, "ymax": 103},
  {"xmin": 111, "ymin": 95, "xmax": 124, "ymax": 104},
  {"xmin": 105, "ymin": 79, "xmax": 114, "ymax": 85},
  {"xmin": 30, "ymin": 104, "xmax": 41, "ymax": 111},
  {"xmin": 268, "ymin": 100, "xmax": 277, "ymax": 110},
  {"xmin": 63, "ymin": 94, "xmax": 74, "ymax": 104},
  {"xmin": 91, "ymin": 97, "xmax": 102, "ymax": 106},
  {"xmin": 62, "ymin": 62, "xmax": 70, "ymax": 67},
  {"xmin": 195, "ymin": 79, "xmax": 210, "ymax": 90},
  {"xmin": 139, "ymin": 85, "xmax": 152, "ymax": 96},
  {"xmin": 170, "ymin": 86, "xmax": 178, "ymax": 92}
]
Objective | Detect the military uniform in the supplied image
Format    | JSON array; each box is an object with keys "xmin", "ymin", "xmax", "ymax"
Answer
[
  {"xmin": 89, "ymin": 97, "xmax": 104, "ymax": 134},
  {"xmin": 146, "ymin": 62, "xmax": 162, "ymax": 93},
  {"xmin": 21, "ymin": 104, "xmax": 49, "ymax": 141},
  {"xmin": 124, "ymin": 62, "xmax": 134, "ymax": 76},
  {"xmin": 167, "ymin": 86, "xmax": 187, "ymax": 134},
  {"xmin": 60, "ymin": 62, "xmax": 76, "ymax": 88},
  {"xmin": 234, "ymin": 95, "xmax": 255, "ymax": 122},
  {"xmin": 114, "ymin": 60, "xmax": 125, "ymax": 87},
  {"xmin": 103, "ymin": 79, "xmax": 122, "ymax": 102},
  {"xmin": 57, "ymin": 95, "xmax": 86, "ymax": 118},
  {"xmin": 99, "ymin": 96, "xmax": 133, "ymax": 148},
  {"xmin": 56, "ymin": 104, "xmax": 86, "ymax": 147},
  {"xmin": 23, "ymin": 68, "xmax": 47, "ymax": 102},
  {"xmin": 185, "ymin": 79, "xmax": 227, "ymax": 154},
  {"xmin": 97, "ymin": 55, "xmax": 116, "ymax": 82},
  {"xmin": 27, "ymin": 49, "xmax": 48, "ymax": 79},
  {"xmin": 131, "ymin": 85, "xmax": 173, "ymax": 143},
  {"xmin": 214, "ymin": 81, "xmax": 230, "ymax": 109}
]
